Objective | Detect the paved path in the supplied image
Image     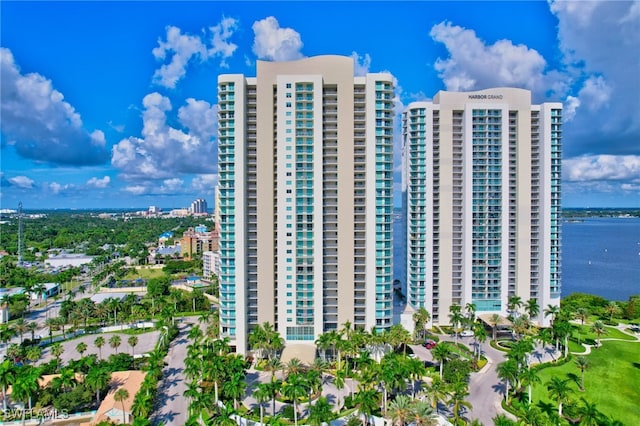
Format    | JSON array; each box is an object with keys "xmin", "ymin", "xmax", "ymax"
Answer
[{"xmin": 150, "ymin": 320, "xmax": 193, "ymax": 426}]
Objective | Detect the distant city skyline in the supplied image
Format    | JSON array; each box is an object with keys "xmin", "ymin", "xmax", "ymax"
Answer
[{"xmin": 1, "ymin": 1, "xmax": 638, "ymax": 209}]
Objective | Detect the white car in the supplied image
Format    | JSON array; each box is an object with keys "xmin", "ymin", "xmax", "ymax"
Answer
[{"xmin": 460, "ymin": 330, "xmax": 474, "ymax": 337}]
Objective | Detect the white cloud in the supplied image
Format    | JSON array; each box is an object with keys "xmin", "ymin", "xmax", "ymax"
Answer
[
  {"xmin": 549, "ymin": 0, "xmax": 640, "ymax": 156},
  {"xmin": 209, "ymin": 17, "xmax": 239, "ymax": 67},
  {"xmin": 0, "ymin": 47, "xmax": 109, "ymax": 165},
  {"xmin": 564, "ymin": 155, "xmax": 640, "ymax": 182},
  {"xmin": 178, "ymin": 99, "xmax": 218, "ymax": 143},
  {"xmin": 252, "ymin": 17, "xmax": 304, "ymax": 61},
  {"xmin": 351, "ymin": 52, "xmax": 371, "ymax": 76},
  {"xmin": 160, "ymin": 178, "xmax": 184, "ymax": 193},
  {"xmin": 152, "ymin": 26, "xmax": 208, "ymax": 89},
  {"xmin": 123, "ymin": 185, "xmax": 147, "ymax": 195},
  {"xmin": 191, "ymin": 174, "xmax": 217, "ymax": 192},
  {"xmin": 8, "ymin": 176, "xmax": 34, "ymax": 189},
  {"xmin": 111, "ymin": 93, "xmax": 217, "ymax": 181},
  {"xmin": 429, "ymin": 22, "xmax": 565, "ymax": 99},
  {"xmin": 49, "ymin": 182, "xmax": 74, "ymax": 194},
  {"xmin": 86, "ymin": 176, "xmax": 111, "ymax": 189}
]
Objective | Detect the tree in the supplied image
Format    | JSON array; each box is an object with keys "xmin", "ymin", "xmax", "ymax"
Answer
[
  {"xmin": 575, "ymin": 356, "xmax": 589, "ymax": 391},
  {"xmin": 253, "ymin": 382, "xmax": 271, "ymax": 425},
  {"xmin": 51, "ymin": 342, "xmax": 64, "ymax": 370},
  {"xmin": 544, "ymin": 304, "xmax": 560, "ymax": 326},
  {"xmin": 308, "ymin": 396, "xmax": 334, "ymax": 426},
  {"xmin": 0, "ymin": 360, "xmax": 16, "ymax": 411},
  {"xmin": 76, "ymin": 341, "xmax": 88, "ymax": 357},
  {"xmin": 387, "ymin": 394, "xmax": 412, "ymax": 426},
  {"xmin": 109, "ymin": 334, "xmax": 122, "ymax": 354},
  {"xmin": 95, "ymin": 336, "xmax": 106, "ymax": 359},
  {"xmin": 489, "ymin": 313, "xmax": 501, "ymax": 342},
  {"xmin": 432, "ymin": 342, "xmax": 452, "ymax": 379},
  {"xmin": 281, "ymin": 372, "xmax": 307, "ymax": 426},
  {"xmin": 508, "ymin": 295, "xmax": 523, "ymax": 318},
  {"xmin": 605, "ymin": 301, "xmax": 619, "ymax": 323},
  {"xmin": 448, "ymin": 305, "xmax": 464, "ymax": 343},
  {"xmin": 577, "ymin": 397, "xmax": 605, "ymax": 426},
  {"xmin": 85, "ymin": 367, "xmax": 111, "ymax": 405},
  {"xmin": 525, "ymin": 298, "xmax": 540, "ymax": 321},
  {"xmin": 575, "ymin": 307, "xmax": 589, "ymax": 325},
  {"xmin": 546, "ymin": 376, "xmax": 573, "ymax": 417},
  {"xmin": 590, "ymin": 320, "xmax": 607, "ymax": 347},
  {"xmin": 520, "ymin": 367, "xmax": 541, "ymax": 406},
  {"xmin": 412, "ymin": 307, "xmax": 431, "ymax": 340},
  {"xmin": 354, "ymin": 388, "xmax": 380, "ymax": 426},
  {"xmin": 497, "ymin": 359, "xmax": 518, "ymax": 404},
  {"xmin": 425, "ymin": 377, "xmax": 448, "ymax": 415},
  {"xmin": 128, "ymin": 335, "xmax": 139, "ymax": 357},
  {"xmin": 448, "ymin": 381, "xmax": 472, "ymax": 424},
  {"xmin": 114, "ymin": 388, "xmax": 130, "ymax": 424}
]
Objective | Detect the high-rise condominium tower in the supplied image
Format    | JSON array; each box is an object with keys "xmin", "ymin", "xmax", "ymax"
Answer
[
  {"xmin": 218, "ymin": 56, "xmax": 394, "ymax": 353},
  {"xmin": 402, "ymin": 88, "xmax": 562, "ymax": 327}
]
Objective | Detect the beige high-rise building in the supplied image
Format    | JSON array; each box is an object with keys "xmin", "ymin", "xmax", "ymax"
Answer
[
  {"xmin": 402, "ymin": 88, "xmax": 562, "ymax": 327},
  {"xmin": 217, "ymin": 56, "xmax": 394, "ymax": 353}
]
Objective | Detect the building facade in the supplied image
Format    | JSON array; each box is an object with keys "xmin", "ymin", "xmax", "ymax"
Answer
[
  {"xmin": 402, "ymin": 88, "xmax": 562, "ymax": 327},
  {"xmin": 218, "ymin": 55, "xmax": 394, "ymax": 353}
]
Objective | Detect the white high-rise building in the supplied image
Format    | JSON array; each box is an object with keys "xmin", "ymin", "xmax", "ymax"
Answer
[
  {"xmin": 218, "ymin": 56, "xmax": 395, "ymax": 353},
  {"xmin": 402, "ymin": 88, "xmax": 562, "ymax": 327}
]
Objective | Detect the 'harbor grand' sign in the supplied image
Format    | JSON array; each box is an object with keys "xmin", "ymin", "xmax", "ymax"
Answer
[{"xmin": 468, "ymin": 94, "xmax": 503, "ymax": 100}]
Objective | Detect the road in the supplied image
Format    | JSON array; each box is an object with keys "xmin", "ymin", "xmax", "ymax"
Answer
[{"xmin": 150, "ymin": 319, "xmax": 192, "ymax": 426}]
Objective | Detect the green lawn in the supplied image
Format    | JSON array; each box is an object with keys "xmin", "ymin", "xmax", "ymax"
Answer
[
  {"xmin": 572, "ymin": 323, "xmax": 637, "ymax": 342},
  {"xmin": 532, "ymin": 340, "xmax": 640, "ymax": 421},
  {"xmin": 123, "ymin": 266, "xmax": 166, "ymax": 280}
]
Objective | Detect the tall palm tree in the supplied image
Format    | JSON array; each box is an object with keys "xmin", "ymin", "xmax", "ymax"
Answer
[
  {"xmin": 448, "ymin": 381, "xmax": 472, "ymax": 424},
  {"xmin": 508, "ymin": 295, "xmax": 523, "ymax": 318},
  {"xmin": 605, "ymin": 301, "xmax": 619, "ymax": 323},
  {"xmin": 497, "ymin": 359, "xmax": 518, "ymax": 404},
  {"xmin": 353, "ymin": 388, "xmax": 379, "ymax": 426},
  {"xmin": 489, "ymin": 313, "xmax": 501, "ymax": 342},
  {"xmin": 520, "ymin": 367, "xmax": 541, "ymax": 406},
  {"xmin": 544, "ymin": 304, "xmax": 560, "ymax": 326},
  {"xmin": 253, "ymin": 382, "xmax": 271, "ymax": 425},
  {"xmin": 85, "ymin": 366, "xmax": 111, "ymax": 405},
  {"xmin": 412, "ymin": 307, "xmax": 431, "ymax": 340},
  {"xmin": 114, "ymin": 388, "xmax": 130, "ymax": 424},
  {"xmin": 525, "ymin": 298, "xmax": 540, "ymax": 322},
  {"xmin": 0, "ymin": 360, "xmax": 16, "ymax": 411},
  {"xmin": 281, "ymin": 372, "xmax": 307, "ymax": 426},
  {"xmin": 425, "ymin": 377, "xmax": 448, "ymax": 415},
  {"xmin": 307, "ymin": 396, "xmax": 334, "ymax": 426},
  {"xmin": 76, "ymin": 341, "xmax": 88, "ymax": 357},
  {"xmin": 546, "ymin": 376, "xmax": 573, "ymax": 416},
  {"xmin": 94, "ymin": 336, "xmax": 106, "ymax": 359},
  {"xmin": 575, "ymin": 356, "xmax": 589, "ymax": 391},
  {"xmin": 51, "ymin": 342, "xmax": 64, "ymax": 370},
  {"xmin": 432, "ymin": 342, "xmax": 452, "ymax": 379},
  {"xmin": 574, "ymin": 307, "xmax": 589, "ymax": 325},
  {"xmin": 448, "ymin": 305, "xmax": 464, "ymax": 343},
  {"xmin": 590, "ymin": 320, "xmax": 607, "ymax": 347},
  {"xmin": 128, "ymin": 335, "xmax": 139, "ymax": 357},
  {"xmin": 109, "ymin": 334, "xmax": 122, "ymax": 354},
  {"xmin": 577, "ymin": 397, "xmax": 604, "ymax": 426}
]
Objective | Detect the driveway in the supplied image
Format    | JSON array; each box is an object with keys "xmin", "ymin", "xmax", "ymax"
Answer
[{"xmin": 150, "ymin": 319, "xmax": 193, "ymax": 426}]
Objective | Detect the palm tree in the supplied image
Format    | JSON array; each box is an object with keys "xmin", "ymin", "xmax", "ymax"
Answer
[
  {"xmin": 222, "ymin": 372, "xmax": 247, "ymax": 410},
  {"xmin": 520, "ymin": 367, "xmax": 541, "ymax": 406},
  {"xmin": 85, "ymin": 366, "xmax": 111, "ymax": 404},
  {"xmin": 281, "ymin": 372, "xmax": 307, "ymax": 426},
  {"xmin": 489, "ymin": 313, "xmax": 501, "ymax": 342},
  {"xmin": 497, "ymin": 359, "xmax": 518, "ymax": 404},
  {"xmin": 14, "ymin": 318, "xmax": 27, "ymax": 344},
  {"xmin": 353, "ymin": 388, "xmax": 380, "ymax": 426},
  {"xmin": 408, "ymin": 400, "xmax": 437, "ymax": 426},
  {"xmin": 76, "ymin": 341, "xmax": 88, "ymax": 357},
  {"xmin": 308, "ymin": 396, "xmax": 334, "ymax": 426},
  {"xmin": 574, "ymin": 307, "xmax": 589, "ymax": 325},
  {"xmin": 492, "ymin": 414, "xmax": 516, "ymax": 426},
  {"xmin": 114, "ymin": 388, "xmax": 130, "ymax": 424},
  {"xmin": 253, "ymin": 382, "xmax": 271, "ymax": 425},
  {"xmin": 128, "ymin": 335, "xmax": 139, "ymax": 356},
  {"xmin": 525, "ymin": 298, "xmax": 540, "ymax": 321},
  {"xmin": 591, "ymin": 320, "xmax": 607, "ymax": 347},
  {"xmin": 387, "ymin": 394, "xmax": 412, "ymax": 426},
  {"xmin": 448, "ymin": 381, "xmax": 472, "ymax": 424},
  {"xmin": 508, "ymin": 295, "xmax": 523, "ymax": 318},
  {"xmin": 432, "ymin": 342, "xmax": 452, "ymax": 379},
  {"xmin": 425, "ymin": 377, "xmax": 448, "ymax": 415},
  {"xmin": 605, "ymin": 301, "xmax": 619, "ymax": 323},
  {"xmin": 25, "ymin": 322, "xmax": 38, "ymax": 342},
  {"xmin": 448, "ymin": 305, "xmax": 464, "ymax": 343},
  {"xmin": 109, "ymin": 334, "xmax": 122, "ymax": 354},
  {"xmin": 577, "ymin": 397, "xmax": 604, "ymax": 425},
  {"xmin": 51, "ymin": 342, "xmax": 64, "ymax": 370},
  {"xmin": 546, "ymin": 376, "xmax": 573, "ymax": 417},
  {"xmin": 412, "ymin": 307, "xmax": 431, "ymax": 340},
  {"xmin": 0, "ymin": 360, "xmax": 16, "ymax": 411},
  {"xmin": 544, "ymin": 304, "xmax": 560, "ymax": 326},
  {"xmin": 95, "ymin": 336, "xmax": 106, "ymax": 359},
  {"xmin": 575, "ymin": 356, "xmax": 589, "ymax": 391}
]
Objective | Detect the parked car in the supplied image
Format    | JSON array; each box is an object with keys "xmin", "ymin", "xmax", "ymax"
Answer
[
  {"xmin": 460, "ymin": 329, "xmax": 474, "ymax": 337},
  {"xmin": 423, "ymin": 339, "xmax": 437, "ymax": 349}
]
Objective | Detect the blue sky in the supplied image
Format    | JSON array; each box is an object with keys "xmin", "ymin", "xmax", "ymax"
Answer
[{"xmin": 1, "ymin": 1, "xmax": 639, "ymax": 210}]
